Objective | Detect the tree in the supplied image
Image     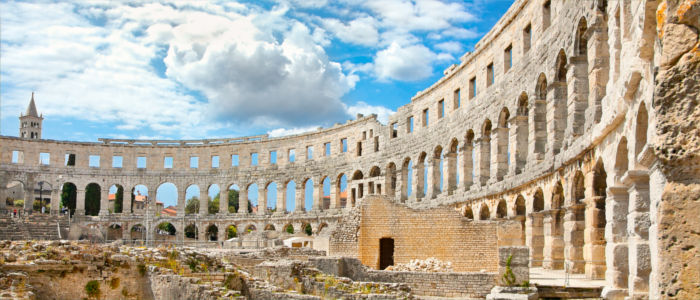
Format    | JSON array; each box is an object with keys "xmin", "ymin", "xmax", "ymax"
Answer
[
  {"xmin": 184, "ymin": 224, "xmax": 197, "ymax": 239},
  {"xmin": 227, "ymin": 225, "xmax": 237, "ymax": 239},
  {"xmin": 227, "ymin": 189, "xmax": 252, "ymax": 213},
  {"xmin": 85, "ymin": 184, "xmax": 100, "ymax": 216},
  {"xmin": 61, "ymin": 183, "xmax": 77, "ymax": 216},
  {"xmin": 208, "ymin": 194, "xmax": 219, "ymax": 214},
  {"xmin": 304, "ymin": 224, "xmax": 313, "ymax": 236},
  {"xmin": 114, "ymin": 186, "xmax": 123, "ymax": 213},
  {"xmin": 157, "ymin": 222, "xmax": 176, "ymax": 235},
  {"xmin": 285, "ymin": 224, "xmax": 294, "ymax": 234},
  {"xmin": 185, "ymin": 197, "xmax": 199, "ymax": 214}
]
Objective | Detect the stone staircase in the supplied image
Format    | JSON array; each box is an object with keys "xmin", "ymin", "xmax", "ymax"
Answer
[{"xmin": 0, "ymin": 214, "xmax": 69, "ymax": 241}]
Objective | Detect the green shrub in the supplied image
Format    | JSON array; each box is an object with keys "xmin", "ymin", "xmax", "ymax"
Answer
[
  {"xmin": 500, "ymin": 254, "xmax": 517, "ymax": 287},
  {"xmin": 85, "ymin": 280, "xmax": 100, "ymax": 298}
]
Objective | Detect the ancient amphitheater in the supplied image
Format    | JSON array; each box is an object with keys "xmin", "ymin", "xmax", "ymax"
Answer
[{"xmin": 1, "ymin": 0, "xmax": 698, "ymax": 299}]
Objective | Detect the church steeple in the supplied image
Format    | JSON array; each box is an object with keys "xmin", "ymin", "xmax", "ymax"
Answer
[{"xmin": 19, "ymin": 92, "xmax": 43, "ymax": 139}]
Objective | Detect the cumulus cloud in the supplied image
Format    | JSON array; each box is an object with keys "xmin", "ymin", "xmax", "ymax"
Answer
[
  {"xmin": 374, "ymin": 43, "xmax": 437, "ymax": 81},
  {"xmin": 267, "ymin": 126, "xmax": 319, "ymax": 137},
  {"xmin": 344, "ymin": 101, "xmax": 395, "ymax": 124},
  {"xmin": 434, "ymin": 41, "xmax": 464, "ymax": 53},
  {"xmin": 321, "ymin": 16, "xmax": 379, "ymax": 46},
  {"xmin": 365, "ymin": 0, "xmax": 475, "ymax": 31}
]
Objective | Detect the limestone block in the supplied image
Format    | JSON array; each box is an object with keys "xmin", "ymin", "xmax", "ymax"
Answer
[{"xmin": 660, "ymin": 23, "xmax": 698, "ymax": 68}]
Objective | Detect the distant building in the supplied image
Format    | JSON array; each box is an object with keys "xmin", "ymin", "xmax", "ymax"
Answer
[{"xmin": 19, "ymin": 93, "xmax": 43, "ymax": 139}]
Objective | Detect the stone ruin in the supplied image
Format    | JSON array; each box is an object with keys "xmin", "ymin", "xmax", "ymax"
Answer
[{"xmin": 1, "ymin": 0, "xmax": 699, "ymax": 299}]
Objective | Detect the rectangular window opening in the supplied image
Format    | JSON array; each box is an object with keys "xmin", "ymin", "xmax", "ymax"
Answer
[
  {"xmin": 211, "ymin": 155, "xmax": 220, "ymax": 168},
  {"xmin": 453, "ymin": 89, "xmax": 461, "ymax": 110},
  {"xmin": 231, "ymin": 154, "xmax": 240, "ymax": 166},
  {"xmin": 407, "ymin": 116, "xmax": 414, "ymax": 133},
  {"xmin": 324, "ymin": 143, "xmax": 331, "ymax": 156},
  {"xmin": 164, "ymin": 156, "xmax": 173, "ymax": 169},
  {"xmin": 543, "ymin": 1, "xmax": 551, "ymax": 30},
  {"xmin": 469, "ymin": 77, "xmax": 477, "ymax": 99},
  {"xmin": 12, "ymin": 151, "xmax": 23, "ymax": 164},
  {"xmin": 357, "ymin": 142, "xmax": 362, "ymax": 156},
  {"xmin": 422, "ymin": 109, "xmax": 429, "ymax": 127},
  {"xmin": 307, "ymin": 146, "xmax": 313, "ymax": 160},
  {"xmin": 340, "ymin": 139, "xmax": 348, "ymax": 153},
  {"xmin": 523, "ymin": 24, "xmax": 532, "ymax": 52},
  {"xmin": 89, "ymin": 155, "xmax": 100, "ymax": 168},
  {"xmin": 391, "ymin": 122, "xmax": 398, "ymax": 138},
  {"xmin": 487, "ymin": 63, "xmax": 494, "ymax": 86},
  {"xmin": 137, "ymin": 156, "xmax": 147, "ymax": 169},
  {"xmin": 64, "ymin": 153, "xmax": 75, "ymax": 166},
  {"xmin": 39, "ymin": 152, "xmax": 50, "ymax": 165},
  {"xmin": 504, "ymin": 45, "xmax": 513, "ymax": 72},
  {"xmin": 251, "ymin": 153, "xmax": 259, "ymax": 166},
  {"xmin": 190, "ymin": 156, "xmax": 199, "ymax": 168},
  {"xmin": 438, "ymin": 100, "xmax": 444, "ymax": 119},
  {"xmin": 374, "ymin": 136, "xmax": 379, "ymax": 152},
  {"xmin": 269, "ymin": 151, "xmax": 277, "ymax": 164},
  {"xmin": 289, "ymin": 149, "xmax": 296, "ymax": 162},
  {"xmin": 112, "ymin": 156, "xmax": 123, "ymax": 168}
]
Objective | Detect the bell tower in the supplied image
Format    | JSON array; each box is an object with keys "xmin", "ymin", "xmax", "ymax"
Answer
[{"xmin": 19, "ymin": 92, "xmax": 43, "ymax": 139}]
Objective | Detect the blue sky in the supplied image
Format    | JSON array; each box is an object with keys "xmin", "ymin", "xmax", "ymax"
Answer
[{"xmin": 3, "ymin": 0, "xmax": 511, "ymax": 209}]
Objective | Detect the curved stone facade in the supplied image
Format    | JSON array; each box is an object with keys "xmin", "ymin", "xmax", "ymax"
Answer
[{"xmin": 2, "ymin": 1, "xmax": 698, "ymax": 299}]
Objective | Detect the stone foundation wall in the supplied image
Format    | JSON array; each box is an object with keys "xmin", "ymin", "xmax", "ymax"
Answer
[{"xmin": 357, "ymin": 196, "xmax": 498, "ymax": 272}]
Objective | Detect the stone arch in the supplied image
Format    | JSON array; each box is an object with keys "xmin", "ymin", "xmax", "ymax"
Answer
[
  {"xmin": 587, "ymin": 158, "xmax": 607, "ymax": 279},
  {"xmin": 555, "ymin": 49, "xmax": 568, "ymax": 82},
  {"xmin": 515, "ymin": 195, "xmax": 526, "ymax": 216},
  {"xmin": 185, "ymin": 184, "xmax": 200, "ymax": 215},
  {"xmin": 60, "ymin": 182, "xmax": 77, "ymax": 216},
  {"xmin": 156, "ymin": 182, "xmax": 177, "ymax": 215},
  {"xmin": 415, "ymin": 152, "xmax": 427, "ymax": 198},
  {"xmin": 614, "ymin": 137, "xmax": 629, "ymax": 184},
  {"xmin": 534, "ymin": 73, "xmax": 548, "ymax": 155},
  {"xmin": 463, "ymin": 205, "xmax": 474, "ymax": 220},
  {"xmin": 247, "ymin": 182, "xmax": 259, "ymax": 213},
  {"xmin": 533, "ymin": 188, "xmax": 544, "ymax": 212},
  {"xmin": 131, "ymin": 184, "xmax": 149, "ymax": 214},
  {"xmin": 303, "ymin": 179, "xmax": 313, "ymax": 212},
  {"xmin": 369, "ymin": 166, "xmax": 381, "ymax": 177},
  {"xmin": 84, "ymin": 183, "xmax": 101, "ymax": 216},
  {"xmin": 302, "ymin": 223, "xmax": 313, "ymax": 236},
  {"xmin": 463, "ymin": 130, "xmax": 475, "ymax": 187},
  {"xmin": 265, "ymin": 181, "xmax": 277, "ymax": 210},
  {"xmin": 552, "ymin": 49, "xmax": 568, "ymax": 153},
  {"xmin": 496, "ymin": 199, "xmax": 507, "ymax": 218},
  {"xmin": 401, "ymin": 158, "xmax": 412, "ymax": 201},
  {"xmin": 243, "ymin": 224, "xmax": 257, "ymax": 235},
  {"xmin": 572, "ymin": 170, "xmax": 585, "ymax": 204},
  {"xmin": 479, "ymin": 204, "xmax": 490, "ymax": 220},
  {"xmin": 226, "ymin": 224, "xmax": 237, "ymax": 239},
  {"xmin": 285, "ymin": 180, "xmax": 296, "ymax": 213},
  {"xmin": 317, "ymin": 223, "xmax": 329, "ymax": 235},
  {"xmin": 495, "ymin": 107, "xmax": 511, "ymax": 180},
  {"xmin": 264, "ymin": 224, "xmax": 276, "ymax": 231},
  {"xmin": 478, "ymin": 119, "xmax": 492, "ymax": 186},
  {"xmin": 352, "ymin": 170, "xmax": 364, "ymax": 180},
  {"xmin": 514, "ymin": 94, "xmax": 528, "ymax": 174},
  {"xmin": 130, "ymin": 224, "xmax": 146, "ymax": 241},
  {"xmin": 227, "ymin": 184, "xmax": 242, "ymax": 214},
  {"xmin": 431, "ymin": 145, "xmax": 443, "ymax": 195},
  {"xmin": 107, "ymin": 224, "xmax": 123, "ymax": 241},
  {"xmin": 635, "ymin": 102, "xmax": 648, "ymax": 159},
  {"xmin": 321, "ymin": 176, "xmax": 331, "ymax": 209},
  {"xmin": 206, "ymin": 184, "xmax": 220, "ymax": 215},
  {"xmin": 337, "ymin": 173, "xmax": 348, "ymax": 208},
  {"xmin": 184, "ymin": 224, "xmax": 198, "ymax": 240},
  {"xmin": 155, "ymin": 222, "xmax": 176, "ymax": 242},
  {"xmin": 551, "ymin": 181, "xmax": 564, "ymax": 209},
  {"xmin": 546, "ymin": 181, "xmax": 566, "ymax": 270},
  {"xmin": 109, "ymin": 184, "xmax": 124, "ymax": 214},
  {"xmin": 445, "ymin": 138, "xmax": 459, "ymax": 192},
  {"xmin": 284, "ymin": 223, "xmax": 294, "ymax": 234}
]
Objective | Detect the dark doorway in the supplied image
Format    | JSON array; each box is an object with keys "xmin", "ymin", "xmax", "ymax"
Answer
[{"xmin": 379, "ymin": 238, "xmax": 395, "ymax": 270}]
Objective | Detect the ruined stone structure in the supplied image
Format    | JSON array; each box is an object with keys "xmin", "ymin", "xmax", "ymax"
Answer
[{"xmin": 1, "ymin": 0, "xmax": 698, "ymax": 299}]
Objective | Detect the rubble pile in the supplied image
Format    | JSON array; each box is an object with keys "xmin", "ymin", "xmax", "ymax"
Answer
[{"xmin": 385, "ymin": 257, "xmax": 454, "ymax": 273}]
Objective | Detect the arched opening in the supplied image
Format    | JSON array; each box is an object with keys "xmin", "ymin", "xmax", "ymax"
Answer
[
  {"xmin": 264, "ymin": 224, "xmax": 276, "ymax": 231},
  {"xmin": 60, "ymin": 182, "xmax": 77, "ymax": 216},
  {"xmin": 635, "ymin": 102, "xmax": 648, "ymax": 159},
  {"xmin": 156, "ymin": 182, "xmax": 177, "ymax": 216},
  {"xmin": 463, "ymin": 206, "xmax": 474, "ymax": 220},
  {"xmin": 245, "ymin": 224, "xmax": 257, "ymax": 235},
  {"xmin": 478, "ymin": 120, "xmax": 492, "ymax": 186},
  {"xmin": 432, "ymin": 145, "xmax": 443, "ymax": 196},
  {"xmin": 109, "ymin": 185, "xmax": 124, "ymax": 214},
  {"xmin": 337, "ymin": 174, "xmax": 348, "ymax": 208},
  {"xmin": 31, "ymin": 181, "xmax": 51, "ymax": 214},
  {"xmin": 515, "ymin": 195, "xmax": 527, "ymax": 245},
  {"xmin": 206, "ymin": 224, "xmax": 219, "ymax": 241},
  {"xmin": 416, "ymin": 152, "xmax": 427, "ymax": 197},
  {"xmin": 207, "ymin": 184, "xmax": 220, "ymax": 215},
  {"xmin": 303, "ymin": 223, "xmax": 312, "ymax": 236},
  {"xmin": 185, "ymin": 185, "xmax": 200, "ymax": 215},
  {"xmin": 184, "ymin": 224, "xmax": 198, "ymax": 240},
  {"xmin": 553, "ymin": 49, "xmax": 568, "ymax": 153},
  {"xmin": 446, "ymin": 138, "xmax": 459, "ymax": 192},
  {"xmin": 533, "ymin": 188, "xmax": 544, "ymax": 212},
  {"xmin": 496, "ymin": 199, "xmax": 507, "ymax": 218},
  {"xmin": 266, "ymin": 182, "xmax": 278, "ymax": 211},
  {"xmin": 85, "ymin": 183, "xmax": 101, "ymax": 216},
  {"xmin": 545, "ymin": 181, "xmax": 565, "ymax": 270},
  {"xmin": 351, "ymin": 170, "xmax": 364, "ymax": 206},
  {"xmin": 369, "ymin": 166, "xmax": 381, "ymax": 177},
  {"xmin": 369, "ymin": 166, "xmax": 381, "ymax": 195},
  {"xmin": 515, "ymin": 93, "xmax": 529, "ymax": 174},
  {"xmin": 322, "ymin": 177, "xmax": 331, "ymax": 209},
  {"xmin": 228, "ymin": 184, "xmax": 244, "ymax": 213},
  {"xmin": 568, "ymin": 170, "xmax": 587, "ymax": 273},
  {"xmin": 303, "ymin": 179, "xmax": 313, "ymax": 212},
  {"xmin": 285, "ymin": 181, "xmax": 296, "ymax": 213},
  {"xmin": 534, "ymin": 74, "xmax": 548, "ymax": 155},
  {"xmin": 131, "ymin": 185, "xmax": 148, "ymax": 214},
  {"xmin": 247, "ymin": 183, "xmax": 259, "ymax": 213},
  {"xmin": 530, "ymin": 188, "xmax": 545, "ymax": 267},
  {"xmin": 614, "ymin": 137, "xmax": 629, "ymax": 184},
  {"xmin": 317, "ymin": 223, "xmax": 328, "ymax": 235},
  {"xmin": 573, "ymin": 171, "xmax": 585, "ymax": 203},
  {"xmin": 131, "ymin": 224, "xmax": 145, "ymax": 241},
  {"xmin": 284, "ymin": 224, "xmax": 294, "ymax": 234},
  {"xmin": 576, "ymin": 18, "xmax": 588, "ymax": 56},
  {"xmin": 226, "ymin": 225, "xmax": 237, "ymax": 239},
  {"xmin": 155, "ymin": 222, "xmax": 176, "ymax": 243},
  {"xmin": 479, "ymin": 204, "xmax": 491, "ymax": 220},
  {"xmin": 386, "ymin": 162, "xmax": 397, "ymax": 197},
  {"xmin": 107, "ymin": 224, "xmax": 123, "ymax": 241}
]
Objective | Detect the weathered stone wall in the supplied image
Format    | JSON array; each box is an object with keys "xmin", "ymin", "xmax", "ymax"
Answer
[{"xmin": 357, "ymin": 196, "xmax": 498, "ymax": 272}]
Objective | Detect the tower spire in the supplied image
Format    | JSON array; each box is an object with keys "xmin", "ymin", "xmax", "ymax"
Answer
[{"xmin": 26, "ymin": 92, "xmax": 39, "ymax": 117}]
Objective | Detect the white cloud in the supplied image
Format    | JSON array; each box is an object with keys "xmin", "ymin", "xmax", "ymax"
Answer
[
  {"xmin": 344, "ymin": 101, "xmax": 395, "ymax": 124},
  {"xmin": 434, "ymin": 41, "xmax": 463, "ymax": 53},
  {"xmin": 267, "ymin": 126, "xmax": 319, "ymax": 137},
  {"xmin": 365, "ymin": 0, "xmax": 475, "ymax": 32},
  {"xmin": 321, "ymin": 16, "xmax": 379, "ymax": 46},
  {"xmin": 374, "ymin": 42, "xmax": 437, "ymax": 81}
]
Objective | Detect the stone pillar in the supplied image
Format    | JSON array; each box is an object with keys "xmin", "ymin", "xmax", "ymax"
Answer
[
  {"xmin": 602, "ymin": 186, "xmax": 630, "ymax": 298},
  {"xmin": 218, "ymin": 224, "xmax": 227, "ymax": 242},
  {"xmin": 76, "ymin": 189, "xmax": 85, "ymax": 216},
  {"xmin": 526, "ymin": 212, "xmax": 545, "ymax": 267},
  {"xmin": 295, "ymin": 186, "xmax": 304, "ymax": 212},
  {"xmin": 565, "ymin": 56, "xmax": 589, "ymax": 146},
  {"xmin": 563, "ymin": 203, "xmax": 586, "ymax": 273},
  {"xmin": 176, "ymin": 188, "xmax": 185, "ymax": 217},
  {"xmin": 425, "ymin": 157, "xmax": 439, "ymax": 199},
  {"xmin": 509, "ymin": 115, "xmax": 528, "ymax": 175},
  {"xmin": 99, "ymin": 187, "xmax": 110, "ymax": 216},
  {"xmin": 623, "ymin": 171, "xmax": 651, "ymax": 298},
  {"xmin": 459, "ymin": 143, "xmax": 473, "ymax": 190},
  {"xmin": 238, "ymin": 186, "xmax": 248, "ymax": 214},
  {"xmin": 176, "ymin": 224, "xmax": 185, "ymax": 244},
  {"xmin": 258, "ymin": 185, "xmax": 267, "ymax": 215},
  {"xmin": 584, "ymin": 194, "xmax": 607, "ymax": 280},
  {"xmin": 412, "ymin": 163, "xmax": 424, "ymax": 200},
  {"xmin": 444, "ymin": 152, "xmax": 457, "ymax": 194},
  {"xmin": 219, "ymin": 184, "xmax": 229, "ymax": 214},
  {"xmin": 491, "ymin": 127, "xmax": 508, "ymax": 181},
  {"xmin": 199, "ymin": 188, "xmax": 209, "ymax": 216},
  {"xmin": 277, "ymin": 184, "xmax": 286, "ymax": 213},
  {"xmin": 330, "ymin": 180, "xmax": 339, "ymax": 209},
  {"xmin": 312, "ymin": 181, "xmax": 322, "ymax": 211},
  {"xmin": 529, "ymin": 100, "xmax": 546, "ymax": 161},
  {"xmin": 474, "ymin": 136, "xmax": 491, "ymax": 186},
  {"xmin": 24, "ymin": 185, "xmax": 34, "ymax": 214},
  {"xmin": 586, "ymin": 24, "xmax": 609, "ymax": 127},
  {"xmin": 50, "ymin": 189, "xmax": 60, "ymax": 215},
  {"xmin": 543, "ymin": 209, "xmax": 565, "ymax": 269},
  {"xmin": 547, "ymin": 81, "xmax": 567, "ymax": 155}
]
